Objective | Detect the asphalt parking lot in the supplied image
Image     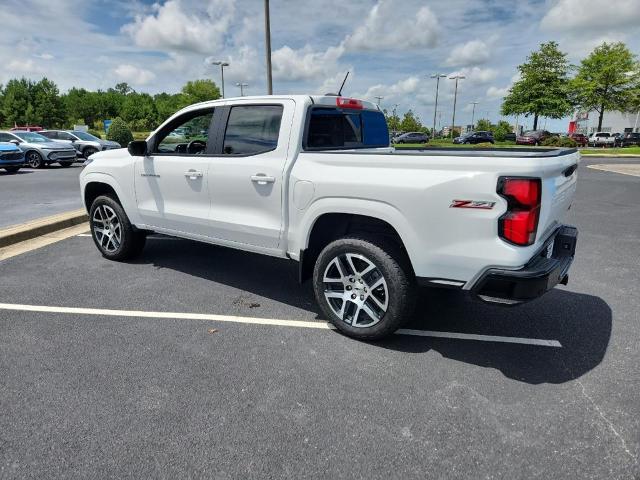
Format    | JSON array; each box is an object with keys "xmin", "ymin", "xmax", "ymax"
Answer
[
  {"xmin": 0, "ymin": 157, "xmax": 639, "ymax": 479},
  {"xmin": 0, "ymin": 164, "xmax": 84, "ymax": 228}
]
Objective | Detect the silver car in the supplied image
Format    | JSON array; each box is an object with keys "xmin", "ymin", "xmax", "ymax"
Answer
[
  {"xmin": 0, "ymin": 131, "xmax": 78, "ymax": 168},
  {"xmin": 39, "ymin": 130, "xmax": 121, "ymax": 159}
]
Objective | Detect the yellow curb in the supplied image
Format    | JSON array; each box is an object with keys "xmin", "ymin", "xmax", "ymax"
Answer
[{"xmin": 0, "ymin": 209, "xmax": 88, "ymax": 248}]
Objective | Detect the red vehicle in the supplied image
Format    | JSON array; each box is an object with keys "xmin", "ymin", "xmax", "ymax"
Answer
[
  {"xmin": 516, "ymin": 130, "xmax": 552, "ymax": 146},
  {"xmin": 568, "ymin": 133, "xmax": 588, "ymax": 146},
  {"xmin": 10, "ymin": 125, "xmax": 43, "ymax": 132}
]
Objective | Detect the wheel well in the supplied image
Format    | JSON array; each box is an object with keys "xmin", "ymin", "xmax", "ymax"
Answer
[
  {"xmin": 299, "ymin": 213, "xmax": 410, "ymax": 283},
  {"xmin": 84, "ymin": 182, "xmax": 120, "ymax": 210}
]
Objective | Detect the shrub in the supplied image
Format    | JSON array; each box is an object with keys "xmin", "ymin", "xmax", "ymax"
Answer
[
  {"xmin": 106, "ymin": 117, "xmax": 133, "ymax": 147},
  {"xmin": 541, "ymin": 136, "xmax": 577, "ymax": 148},
  {"xmin": 88, "ymin": 129, "xmax": 103, "ymax": 139},
  {"xmin": 541, "ymin": 137, "xmax": 559, "ymax": 146},
  {"xmin": 473, "ymin": 142, "xmax": 495, "ymax": 148}
]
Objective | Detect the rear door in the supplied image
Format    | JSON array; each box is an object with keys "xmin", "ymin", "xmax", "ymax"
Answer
[
  {"xmin": 134, "ymin": 108, "xmax": 215, "ymax": 236},
  {"xmin": 207, "ymin": 100, "xmax": 294, "ymax": 249}
]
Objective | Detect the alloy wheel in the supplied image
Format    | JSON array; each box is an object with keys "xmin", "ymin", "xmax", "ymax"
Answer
[
  {"xmin": 322, "ymin": 253, "xmax": 389, "ymax": 328},
  {"xmin": 27, "ymin": 152, "xmax": 42, "ymax": 168},
  {"xmin": 92, "ymin": 205, "xmax": 122, "ymax": 253}
]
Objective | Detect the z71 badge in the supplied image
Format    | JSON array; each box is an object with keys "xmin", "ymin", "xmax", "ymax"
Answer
[{"xmin": 449, "ymin": 200, "xmax": 496, "ymax": 209}]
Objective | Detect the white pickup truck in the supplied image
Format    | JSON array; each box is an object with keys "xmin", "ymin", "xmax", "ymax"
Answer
[
  {"xmin": 80, "ymin": 95, "xmax": 579, "ymax": 339},
  {"xmin": 588, "ymin": 132, "xmax": 616, "ymax": 147}
]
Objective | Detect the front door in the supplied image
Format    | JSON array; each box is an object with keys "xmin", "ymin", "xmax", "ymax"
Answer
[
  {"xmin": 134, "ymin": 108, "xmax": 215, "ymax": 237},
  {"xmin": 207, "ymin": 101, "xmax": 293, "ymax": 249}
]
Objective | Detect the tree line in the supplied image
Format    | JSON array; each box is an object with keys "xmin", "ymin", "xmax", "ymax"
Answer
[
  {"xmin": 0, "ymin": 79, "xmax": 221, "ymax": 132},
  {"xmin": 502, "ymin": 41, "xmax": 639, "ymax": 131}
]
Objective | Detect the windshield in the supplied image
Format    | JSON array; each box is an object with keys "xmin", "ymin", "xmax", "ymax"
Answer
[
  {"xmin": 13, "ymin": 132, "xmax": 51, "ymax": 143},
  {"xmin": 71, "ymin": 131, "xmax": 100, "ymax": 141},
  {"xmin": 522, "ymin": 130, "xmax": 538, "ymax": 136}
]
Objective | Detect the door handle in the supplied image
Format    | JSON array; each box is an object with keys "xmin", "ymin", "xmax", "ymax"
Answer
[
  {"xmin": 184, "ymin": 170, "xmax": 203, "ymax": 180},
  {"xmin": 251, "ymin": 174, "xmax": 276, "ymax": 185}
]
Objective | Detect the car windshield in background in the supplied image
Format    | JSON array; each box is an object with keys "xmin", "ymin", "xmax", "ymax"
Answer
[
  {"xmin": 72, "ymin": 131, "xmax": 100, "ymax": 141},
  {"xmin": 522, "ymin": 131, "xmax": 538, "ymax": 136},
  {"xmin": 14, "ymin": 132, "xmax": 50, "ymax": 143}
]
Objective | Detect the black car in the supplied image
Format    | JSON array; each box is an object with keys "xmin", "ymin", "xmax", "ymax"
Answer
[
  {"xmin": 453, "ymin": 131, "xmax": 495, "ymax": 144},
  {"xmin": 618, "ymin": 132, "xmax": 640, "ymax": 147},
  {"xmin": 393, "ymin": 132, "xmax": 429, "ymax": 144}
]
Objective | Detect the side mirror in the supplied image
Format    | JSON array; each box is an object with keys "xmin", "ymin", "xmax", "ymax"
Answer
[
  {"xmin": 9, "ymin": 139, "xmax": 20, "ymax": 145},
  {"xmin": 128, "ymin": 140, "xmax": 147, "ymax": 157}
]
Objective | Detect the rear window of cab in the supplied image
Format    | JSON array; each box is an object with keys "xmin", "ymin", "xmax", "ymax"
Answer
[{"xmin": 304, "ymin": 107, "xmax": 389, "ymax": 150}]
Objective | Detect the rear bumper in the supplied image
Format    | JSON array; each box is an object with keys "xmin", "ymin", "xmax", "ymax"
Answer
[{"xmin": 471, "ymin": 225, "xmax": 578, "ymax": 305}]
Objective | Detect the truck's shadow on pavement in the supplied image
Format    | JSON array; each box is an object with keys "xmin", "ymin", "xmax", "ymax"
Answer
[{"xmin": 140, "ymin": 237, "xmax": 612, "ymax": 385}]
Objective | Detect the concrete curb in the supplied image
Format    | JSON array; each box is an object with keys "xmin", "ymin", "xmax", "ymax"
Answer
[
  {"xmin": 580, "ymin": 154, "xmax": 640, "ymax": 158},
  {"xmin": 0, "ymin": 209, "xmax": 88, "ymax": 248}
]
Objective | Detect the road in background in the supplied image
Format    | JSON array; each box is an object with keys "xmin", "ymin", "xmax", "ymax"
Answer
[{"xmin": 0, "ymin": 164, "xmax": 84, "ymax": 228}]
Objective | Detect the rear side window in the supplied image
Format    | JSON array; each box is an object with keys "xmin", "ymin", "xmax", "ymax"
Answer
[
  {"xmin": 223, "ymin": 105, "xmax": 283, "ymax": 155},
  {"xmin": 305, "ymin": 108, "xmax": 389, "ymax": 150}
]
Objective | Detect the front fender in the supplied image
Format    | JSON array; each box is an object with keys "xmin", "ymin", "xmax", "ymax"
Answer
[{"xmin": 80, "ymin": 171, "xmax": 141, "ymax": 226}]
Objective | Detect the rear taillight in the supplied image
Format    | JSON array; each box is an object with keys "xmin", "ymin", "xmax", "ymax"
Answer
[
  {"xmin": 497, "ymin": 177, "xmax": 541, "ymax": 246},
  {"xmin": 336, "ymin": 97, "xmax": 363, "ymax": 109}
]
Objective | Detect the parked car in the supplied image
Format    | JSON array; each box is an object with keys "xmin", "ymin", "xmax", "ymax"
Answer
[
  {"xmin": 612, "ymin": 133, "xmax": 625, "ymax": 147},
  {"xmin": 516, "ymin": 130, "xmax": 552, "ymax": 146},
  {"xmin": 588, "ymin": 132, "xmax": 616, "ymax": 147},
  {"xmin": 503, "ymin": 132, "xmax": 516, "ymax": 142},
  {"xmin": 0, "ymin": 142, "xmax": 25, "ymax": 173},
  {"xmin": 393, "ymin": 132, "xmax": 429, "ymax": 144},
  {"xmin": 39, "ymin": 130, "xmax": 121, "ymax": 159},
  {"xmin": 568, "ymin": 133, "xmax": 588, "ymax": 147},
  {"xmin": 453, "ymin": 131, "xmax": 494, "ymax": 144},
  {"xmin": 80, "ymin": 94, "xmax": 579, "ymax": 340},
  {"xmin": 0, "ymin": 131, "xmax": 77, "ymax": 168},
  {"xmin": 618, "ymin": 132, "xmax": 640, "ymax": 147}
]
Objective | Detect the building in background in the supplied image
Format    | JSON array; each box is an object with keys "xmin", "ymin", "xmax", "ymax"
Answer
[{"xmin": 569, "ymin": 110, "xmax": 640, "ymax": 134}]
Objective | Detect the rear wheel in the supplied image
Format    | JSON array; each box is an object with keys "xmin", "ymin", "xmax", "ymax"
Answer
[
  {"xmin": 83, "ymin": 147, "xmax": 98, "ymax": 159},
  {"xmin": 59, "ymin": 161, "xmax": 74, "ymax": 168},
  {"xmin": 3, "ymin": 166, "xmax": 20, "ymax": 173},
  {"xmin": 89, "ymin": 195, "xmax": 146, "ymax": 261},
  {"xmin": 26, "ymin": 151, "xmax": 44, "ymax": 168},
  {"xmin": 313, "ymin": 236, "xmax": 415, "ymax": 340}
]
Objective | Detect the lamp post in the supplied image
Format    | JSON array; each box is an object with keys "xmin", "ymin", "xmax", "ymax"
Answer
[
  {"xmin": 264, "ymin": 0, "xmax": 273, "ymax": 94},
  {"xmin": 374, "ymin": 95, "xmax": 383, "ymax": 106},
  {"xmin": 469, "ymin": 101, "xmax": 479, "ymax": 130},
  {"xmin": 430, "ymin": 74, "xmax": 446, "ymax": 138},
  {"xmin": 210, "ymin": 61, "xmax": 229, "ymax": 98},
  {"xmin": 236, "ymin": 82, "xmax": 248, "ymax": 96},
  {"xmin": 449, "ymin": 74, "xmax": 465, "ymax": 138}
]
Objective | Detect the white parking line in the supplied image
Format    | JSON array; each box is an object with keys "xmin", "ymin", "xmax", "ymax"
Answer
[{"xmin": 0, "ymin": 303, "xmax": 562, "ymax": 347}]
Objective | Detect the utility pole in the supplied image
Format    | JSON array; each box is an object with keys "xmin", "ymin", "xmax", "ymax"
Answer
[
  {"xmin": 210, "ymin": 61, "xmax": 229, "ymax": 98},
  {"xmin": 374, "ymin": 96, "xmax": 383, "ymax": 106},
  {"xmin": 469, "ymin": 101, "xmax": 479, "ymax": 130},
  {"xmin": 449, "ymin": 75, "xmax": 465, "ymax": 138},
  {"xmin": 236, "ymin": 82, "xmax": 248, "ymax": 96},
  {"xmin": 264, "ymin": 0, "xmax": 273, "ymax": 94},
  {"xmin": 430, "ymin": 74, "xmax": 446, "ymax": 138}
]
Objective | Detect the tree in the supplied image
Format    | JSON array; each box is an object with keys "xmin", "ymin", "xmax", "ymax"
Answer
[
  {"xmin": 120, "ymin": 93, "xmax": 158, "ymax": 131},
  {"xmin": 571, "ymin": 42, "xmax": 639, "ymax": 131},
  {"xmin": 106, "ymin": 117, "xmax": 133, "ymax": 147},
  {"xmin": 383, "ymin": 108, "xmax": 401, "ymax": 133},
  {"xmin": 180, "ymin": 79, "xmax": 221, "ymax": 105},
  {"xmin": 399, "ymin": 110, "xmax": 422, "ymax": 132},
  {"xmin": 155, "ymin": 92, "xmax": 185, "ymax": 124},
  {"xmin": 501, "ymin": 41, "xmax": 573, "ymax": 130},
  {"xmin": 31, "ymin": 78, "xmax": 66, "ymax": 127},
  {"xmin": 114, "ymin": 82, "xmax": 134, "ymax": 95},
  {"xmin": 475, "ymin": 118, "xmax": 492, "ymax": 131},
  {"xmin": 492, "ymin": 120, "xmax": 513, "ymax": 141},
  {"xmin": 63, "ymin": 88, "xmax": 100, "ymax": 126},
  {"xmin": 2, "ymin": 78, "xmax": 32, "ymax": 126}
]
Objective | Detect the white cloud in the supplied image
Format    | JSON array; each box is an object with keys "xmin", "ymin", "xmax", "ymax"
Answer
[
  {"xmin": 345, "ymin": 0, "xmax": 438, "ymax": 51},
  {"xmin": 486, "ymin": 86, "xmax": 510, "ymax": 100},
  {"xmin": 446, "ymin": 40, "xmax": 490, "ymax": 66},
  {"xmin": 272, "ymin": 44, "xmax": 345, "ymax": 81},
  {"xmin": 34, "ymin": 53, "xmax": 54, "ymax": 60},
  {"xmin": 541, "ymin": 0, "xmax": 640, "ymax": 31},
  {"xmin": 448, "ymin": 67, "xmax": 499, "ymax": 85},
  {"xmin": 7, "ymin": 59, "xmax": 44, "ymax": 74},
  {"xmin": 122, "ymin": 0, "xmax": 234, "ymax": 54},
  {"xmin": 114, "ymin": 64, "xmax": 156, "ymax": 85},
  {"xmin": 361, "ymin": 76, "xmax": 421, "ymax": 100}
]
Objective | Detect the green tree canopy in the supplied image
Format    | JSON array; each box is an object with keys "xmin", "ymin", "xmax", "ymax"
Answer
[
  {"xmin": 180, "ymin": 79, "xmax": 221, "ymax": 105},
  {"xmin": 475, "ymin": 119, "xmax": 492, "ymax": 131},
  {"xmin": 501, "ymin": 41, "xmax": 573, "ymax": 130},
  {"xmin": 1, "ymin": 78, "xmax": 32, "ymax": 126},
  {"xmin": 571, "ymin": 42, "xmax": 639, "ymax": 131},
  {"xmin": 31, "ymin": 78, "xmax": 66, "ymax": 127},
  {"xmin": 399, "ymin": 110, "xmax": 422, "ymax": 132},
  {"xmin": 120, "ymin": 93, "xmax": 158, "ymax": 131}
]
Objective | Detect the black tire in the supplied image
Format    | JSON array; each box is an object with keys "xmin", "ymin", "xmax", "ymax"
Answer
[
  {"xmin": 26, "ymin": 150, "xmax": 44, "ymax": 168},
  {"xmin": 3, "ymin": 166, "xmax": 20, "ymax": 173},
  {"xmin": 83, "ymin": 147, "xmax": 98, "ymax": 159},
  {"xmin": 89, "ymin": 195, "xmax": 146, "ymax": 261},
  {"xmin": 58, "ymin": 161, "xmax": 74, "ymax": 168},
  {"xmin": 313, "ymin": 235, "xmax": 416, "ymax": 340}
]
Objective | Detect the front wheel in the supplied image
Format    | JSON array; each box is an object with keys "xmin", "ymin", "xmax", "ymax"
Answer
[
  {"xmin": 26, "ymin": 151, "xmax": 44, "ymax": 168},
  {"xmin": 83, "ymin": 147, "xmax": 98, "ymax": 159},
  {"xmin": 313, "ymin": 236, "xmax": 415, "ymax": 340},
  {"xmin": 89, "ymin": 195, "xmax": 146, "ymax": 261}
]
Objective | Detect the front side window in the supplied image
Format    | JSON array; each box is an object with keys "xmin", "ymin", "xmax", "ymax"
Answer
[
  {"xmin": 0, "ymin": 133, "xmax": 14, "ymax": 142},
  {"xmin": 223, "ymin": 105, "xmax": 283, "ymax": 155},
  {"xmin": 14, "ymin": 132, "xmax": 50, "ymax": 143},
  {"xmin": 58, "ymin": 132, "xmax": 75, "ymax": 141},
  {"xmin": 154, "ymin": 110, "xmax": 214, "ymax": 155}
]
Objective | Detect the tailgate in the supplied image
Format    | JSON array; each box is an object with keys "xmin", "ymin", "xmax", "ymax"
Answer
[{"xmin": 536, "ymin": 150, "xmax": 579, "ymax": 242}]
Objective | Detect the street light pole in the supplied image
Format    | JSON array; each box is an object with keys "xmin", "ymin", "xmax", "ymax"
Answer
[
  {"xmin": 264, "ymin": 0, "xmax": 273, "ymax": 94},
  {"xmin": 374, "ymin": 95, "xmax": 383, "ymax": 106},
  {"xmin": 469, "ymin": 101, "xmax": 479, "ymax": 130},
  {"xmin": 211, "ymin": 61, "xmax": 229, "ymax": 98},
  {"xmin": 430, "ymin": 74, "xmax": 446, "ymax": 137},
  {"xmin": 449, "ymin": 75, "xmax": 465, "ymax": 138},
  {"xmin": 236, "ymin": 82, "xmax": 248, "ymax": 96}
]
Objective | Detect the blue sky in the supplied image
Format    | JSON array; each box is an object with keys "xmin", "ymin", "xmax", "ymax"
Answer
[{"xmin": 1, "ymin": 0, "xmax": 639, "ymax": 132}]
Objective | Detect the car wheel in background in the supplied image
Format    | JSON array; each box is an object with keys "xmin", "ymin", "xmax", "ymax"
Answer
[
  {"xmin": 3, "ymin": 166, "xmax": 21, "ymax": 173},
  {"xmin": 83, "ymin": 147, "xmax": 98, "ymax": 159},
  {"xmin": 26, "ymin": 151, "xmax": 44, "ymax": 168},
  {"xmin": 89, "ymin": 195, "xmax": 146, "ymax": 261},
  {"xmin": 58, "ymin": 161, "xmax": 74, "ymax": 168},
  {"xmin": 313, "ymin": 235, "xmax": 416, "ymax": 340}
]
